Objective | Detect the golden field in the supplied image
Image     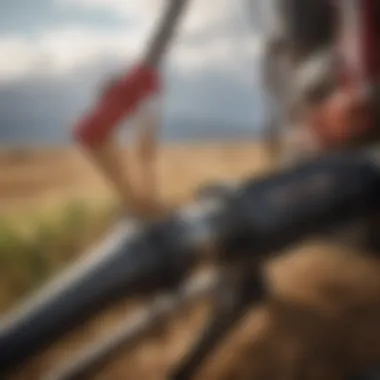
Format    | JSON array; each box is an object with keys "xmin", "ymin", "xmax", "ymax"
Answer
[
  {"xmin": 2, "ymin": 142, "xmax": 380, "ymax": 380},
  {"xmin": 0, "ymin": 142, "xmax": 272, "ymax": 215}
]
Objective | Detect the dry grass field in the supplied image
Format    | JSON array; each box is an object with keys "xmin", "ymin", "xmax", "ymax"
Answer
[
  {"xmin": 2, "ymin": 142, "xmax": 380, "ymax": 380},
  {"xmin": 0, "ymin": 142, "xmax": 271, "ymax": 215}
]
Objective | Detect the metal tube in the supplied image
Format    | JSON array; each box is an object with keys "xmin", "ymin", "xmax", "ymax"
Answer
[
  {"xmin": 144, "ymin": 0, "xmax": 191, "ymax": 68},
  {"xmin": 45, "ymin": 270, "xmax": 218, "ymax": 380},
  {"xmin": 0, "ymin": 199, "xmax": 222, "ymax": 377},
  {"xmin": 0, "ymin": 221, "xmax": 146, "ymax": 375},
  {"xmin": 2, "ymin": 152, "xmax": 380, "ymax": 377}
]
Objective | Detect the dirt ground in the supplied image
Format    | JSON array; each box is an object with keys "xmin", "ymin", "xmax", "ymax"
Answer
[{"xmin": 2, "ymin": 143, "xmax": 380, "ymax": 380}]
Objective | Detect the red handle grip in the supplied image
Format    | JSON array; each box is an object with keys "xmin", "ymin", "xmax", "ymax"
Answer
[{"xmin": 73, "ymin": 64, "xmax": 160, "ymax": 148}]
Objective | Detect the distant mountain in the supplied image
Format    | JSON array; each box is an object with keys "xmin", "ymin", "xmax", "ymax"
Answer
[
  {"xmin": 0, "ymin": 56, "xmax": 265, "ymax": 145},
  {"xmin": 161, "ymin": 115, "xmax": 262, "ymax": 142}
]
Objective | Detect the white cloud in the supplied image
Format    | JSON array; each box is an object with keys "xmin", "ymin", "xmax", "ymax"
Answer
[
  {"xmin": 0, "ymin": 0, "xmax": 263, "ymax": 84},
  {"xmin": 0, "ymin": 1, "xmax": 270, "ymax": 143},
  {"xmin": 0, "ymin": 28, "xmax": 141, "ymax": 82},
  {"xmin": 0, "ymin": 38, "xmax": 40, "ymax": 81},
  {"xmin": 57, "ymin": 0, "xmax": 163, "ymax": 20},
  {"xmin": 57, "ymin": 0, "xmax": 237, "ymax": 36}
]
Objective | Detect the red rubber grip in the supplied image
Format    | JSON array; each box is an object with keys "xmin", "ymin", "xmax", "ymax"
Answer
[{"xmin": 73, "ymin": 64, "xmax": 160, "ymax": 148}]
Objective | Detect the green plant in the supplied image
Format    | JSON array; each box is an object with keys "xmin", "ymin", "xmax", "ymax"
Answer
[{"xmin": 0, "ymin": 199, "xmax": 115, "ymax": 312}]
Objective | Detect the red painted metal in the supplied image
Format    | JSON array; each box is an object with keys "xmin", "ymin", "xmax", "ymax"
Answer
[{"xmin": 73, "ymin": 64, "xmax": 160, "ymax": 148}]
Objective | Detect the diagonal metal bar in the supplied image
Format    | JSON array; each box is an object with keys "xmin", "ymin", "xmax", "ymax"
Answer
[
  {"xmin": 144, "ymin": 0, "xmax": 191, "ymax": 68},
  {"xmin": 45, "ymin": 270, "xmax": 219, "ymax": 380}
]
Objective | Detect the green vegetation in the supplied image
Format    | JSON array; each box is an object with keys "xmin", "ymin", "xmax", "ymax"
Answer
[{"xmin": 0, "ymin": 199, "xmax": 117, "ymax": 312}]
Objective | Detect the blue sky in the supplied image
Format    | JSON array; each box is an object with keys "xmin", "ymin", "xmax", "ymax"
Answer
[
  {"xmin": 0, "ymin": 0, "xmax": 266, "ymax": 144},
  {"xmin": 0, "ymin": 0, "xmax": 128, "ymax": 35}
]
